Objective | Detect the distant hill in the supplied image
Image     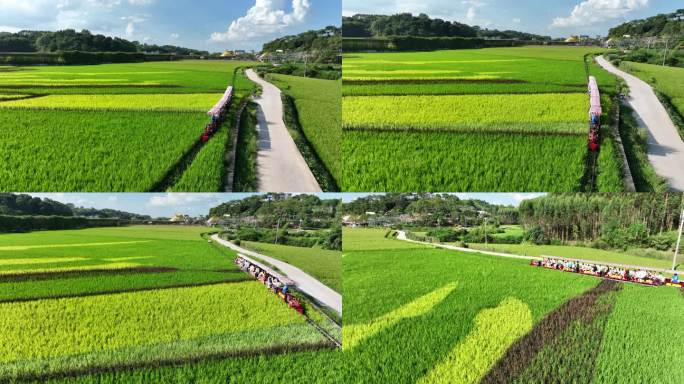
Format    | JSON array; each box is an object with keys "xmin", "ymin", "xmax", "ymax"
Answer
[
  {"xmin": 0, "ymin": 29, "xmax": 209, "ymax": 56},
  {"xmin": 343, "ymin": 13, "xmax": 551, "ymax": 41},
  {"xmin": 0, "ymin": 193, "xmax": 73, "ymax": 216},
  {"xmin": 609, "ymin": 9, "xmax": 684, "ymax": 37},
  {"xmin": 261, "ymin": 26, "xmax": 340, "ymax": 63},
  {"xmin": 70, "ymin": 206, "xmax": 152, "ymax": 221}
]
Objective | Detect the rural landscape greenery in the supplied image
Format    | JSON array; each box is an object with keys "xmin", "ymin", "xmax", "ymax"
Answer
[
  {"xmin": 0, "ymin": 193, "xmax": 341, "ymax": 382},
  {"xmin": 341, "ymin": 9, "xmax": 683, "ymax": 192},
  {"xmin": 0, "ymin": 26, "xmax": 341, "ymax": 192},
  {"xmin": 342, "ymin": 192, "xmax": 684, "ymax": 383}
]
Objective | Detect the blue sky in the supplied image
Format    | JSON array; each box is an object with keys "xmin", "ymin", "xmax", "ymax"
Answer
[
  {"xmin": 0, "ymin": 0, "xmax": 341, "ymax": 51},
  {"xmin": 343, "ymin": 0, "xmax": 681, "ymax": 37},
  {"xmin": 27, "ymin": 193, "xmax": 543, "ymax": 217}
]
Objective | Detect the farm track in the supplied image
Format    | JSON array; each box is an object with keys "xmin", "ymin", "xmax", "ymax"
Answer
[
  {"xmin": 481, "ymin": 280, "xmax": 622, "ymax": 383},
  {"xmin": 2, "ymin": 341, "xmax": 335, "ymax": 384},
  {"xmin": 0, "ymin": 277, "xmax": 251, "ymax": 304},
  {"xmin": 245, "ymin": 69, "xmax": 322, "ymax": 192},
  {"xmin": 596, "ymin": 56, "xmax": 684, "ymax": 191},
  {"xmin": 212, "ymin": 234, "xmax": 341, "ymax": 314}
]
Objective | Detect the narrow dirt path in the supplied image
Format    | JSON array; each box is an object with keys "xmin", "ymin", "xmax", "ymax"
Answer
[
  {"xmin": 596, "ymin": 56, "xmax": 684, "ymax": 191},
  {"xmin": 212, "ymin": 234, "xmax": 341, "ymax": 314},
  {"xmin": 245, "ymin": 69, "xmax": 321, "ymax": 192}
]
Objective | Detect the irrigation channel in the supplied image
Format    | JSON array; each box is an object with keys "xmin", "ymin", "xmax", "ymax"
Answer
[{"xmin": 596, "ymin": 55, "xmax": 684, "ymax": 191}]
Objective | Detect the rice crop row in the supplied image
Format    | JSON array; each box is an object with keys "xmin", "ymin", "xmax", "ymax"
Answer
[
  {"xmin": 342, "ymin": 131, "xmax": 587, "ymax": 191},
  {"xmin": 0, "ymin": 93, "xmax": 222, "ymax": 112},
  {"xmin": 593, "ymin": 285, "xmax": 684, "ymax": 383},
  {"xmin": 40, "ymin": 350, "xmax": 342, "ymax": 384},
  {"xmin": 0, "ymin": 270, "xmax": 248, "ymax": 303},
  {"xmin": 0, "ymin": 282, "xmax": 322, "ymax": 380},
  {"xmin": 0, "ymin": 109, "xmax": 205, "ymax": 191},
  {"xmin": 0, "ymin": 226, "xmax": 238, "ymax": 275},
  {"xmin": 0, "ymin": 61, "xmax": 252, "ymax": 94},
  {"xmin": 343, "ymin": 82, "xmax": 586, "ymax": 96},
  {"xmin": 343, "ymin": 94, "xmax": 587, "ymax": 134}
]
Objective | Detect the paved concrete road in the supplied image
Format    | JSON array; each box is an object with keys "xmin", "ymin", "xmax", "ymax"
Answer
[
  {"xmin": 212, "ymin": 234, "xmax": 341, "ymax": 315},
  {"xmin": 245, "ymin": 69, "xmax": 321, "ymax": 192},
  {"xmin": 596, "ymin": 56, "xmax": 684, "ymax": 191}
]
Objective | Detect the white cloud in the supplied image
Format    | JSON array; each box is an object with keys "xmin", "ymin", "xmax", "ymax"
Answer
[
  {"xmin": 513, "ymin": 18, "xmax": 521, "ymax": 24},
  {"xmin": 149, "ymin": 193, "xmax": 224, "ymax": 207},
  {"xmin": 121, "ymin": 15, "xmax": 147, "ymax": 37},
  {"xmin": 512, "ymin": 193, "xmax": 545, "ymax": 203},
  {"xmin": 210, "ymin": 0, "xmax": 311, "ymax": 43},
  {"xmin": 107, "ymin": 195, "xmax": 119, "ymax": 202},
  {"xmin": 0, "ymin": 25, "xmax": 22, "ymax": 33},
  {"xmin": 128, "ymin": 0, "xmax": 154, "ymax": 5},
  {"xmin": 551, "ymin": 0, "xmax": 648, "ymax": 28},
  {"xmin": 170, "ymin": 32, "xmax": 179, "ymax": 39}
]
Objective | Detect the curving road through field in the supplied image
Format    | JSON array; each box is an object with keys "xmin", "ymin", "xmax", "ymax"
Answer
[
  {"xmin": 596, "ymin": 56, "xmax": 684, "ymax": 191},
  {"xmin": 396, "ymin": 231, "xmax": 536, "ymax": 261},
  {"xmin": 212, "ymin": 234, "xmax": 341, "ymax": 315},
  {"xmin": 245, "ymin": 69, "xmax": 321, "ymax": 192}
]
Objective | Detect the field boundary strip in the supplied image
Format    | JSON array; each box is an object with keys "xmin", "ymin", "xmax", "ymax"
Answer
[
  {"xmin": 0, "ymin": 277, "xmax": 251, "ymax": 305},
  {"xmin": 0, "ymin": 266, "xmax": 179, "ymax": 283},
  {"xmin": 342, "ymin": 125, "xmax": 588, "ymax": 136},
  {"xmin": 225, "ymin": 96, "xmax": 250, "ymax": 192}
]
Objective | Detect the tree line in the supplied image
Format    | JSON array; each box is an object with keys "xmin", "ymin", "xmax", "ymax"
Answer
[
  {"xmin": 261, "ymin": 26, "xmax": 341, "ymax": 63},
  {"xmin": 609, "ymin": 9, "xmax": 684, "ymax": 38},
  {"xmin": 342, "ymin": 13, "xmax": 551, "ymax": 41},
  {"xmin": 0, "ymin": 29, "xmax": 208, "ymax": 56},
  {"xmin": 343, "ymin": 193, "xmax": 519, "ymax": 227},
  {"xmin": 0, "ymin": 193, "xmax": 151, "ymax": 220},
  {"xmin": 519, "ymin": 193, "xmax": 683, "ymax": 249},
  {"xmin": 209, "ymin": 194, "xmax": 341, "ymax": 229}
]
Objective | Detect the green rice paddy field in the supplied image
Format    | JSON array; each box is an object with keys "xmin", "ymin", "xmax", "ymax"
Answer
[
  {"xmin": 342, "ymin": 46, "xmax": 625, "ymax": 192},
  {"xmin": 0, "ymin": 61, "xmax": 255, "ymax": 192},
  {"xmin": 342, "ymin": 228, "xmax": 684, "ymax": 383},
  {"xmin": 0, "ymin": 226, "xmax": 339, "ymax": 383}
]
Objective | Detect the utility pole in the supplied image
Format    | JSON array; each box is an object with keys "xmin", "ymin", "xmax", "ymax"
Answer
[
  {"xmin": 673, "ymin": 209, "xmax": 683, "ymax": 271},
  {"xmin": 304, "ymin": 54, "xmax": 308, "ymax": 78},
  {"xmin": 274, "ymin": 217, "xmax": 281, "ymax": 244},
  {"xmin": 484, "ymin": 217, "xmax": 488, "ymax": 245}
]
